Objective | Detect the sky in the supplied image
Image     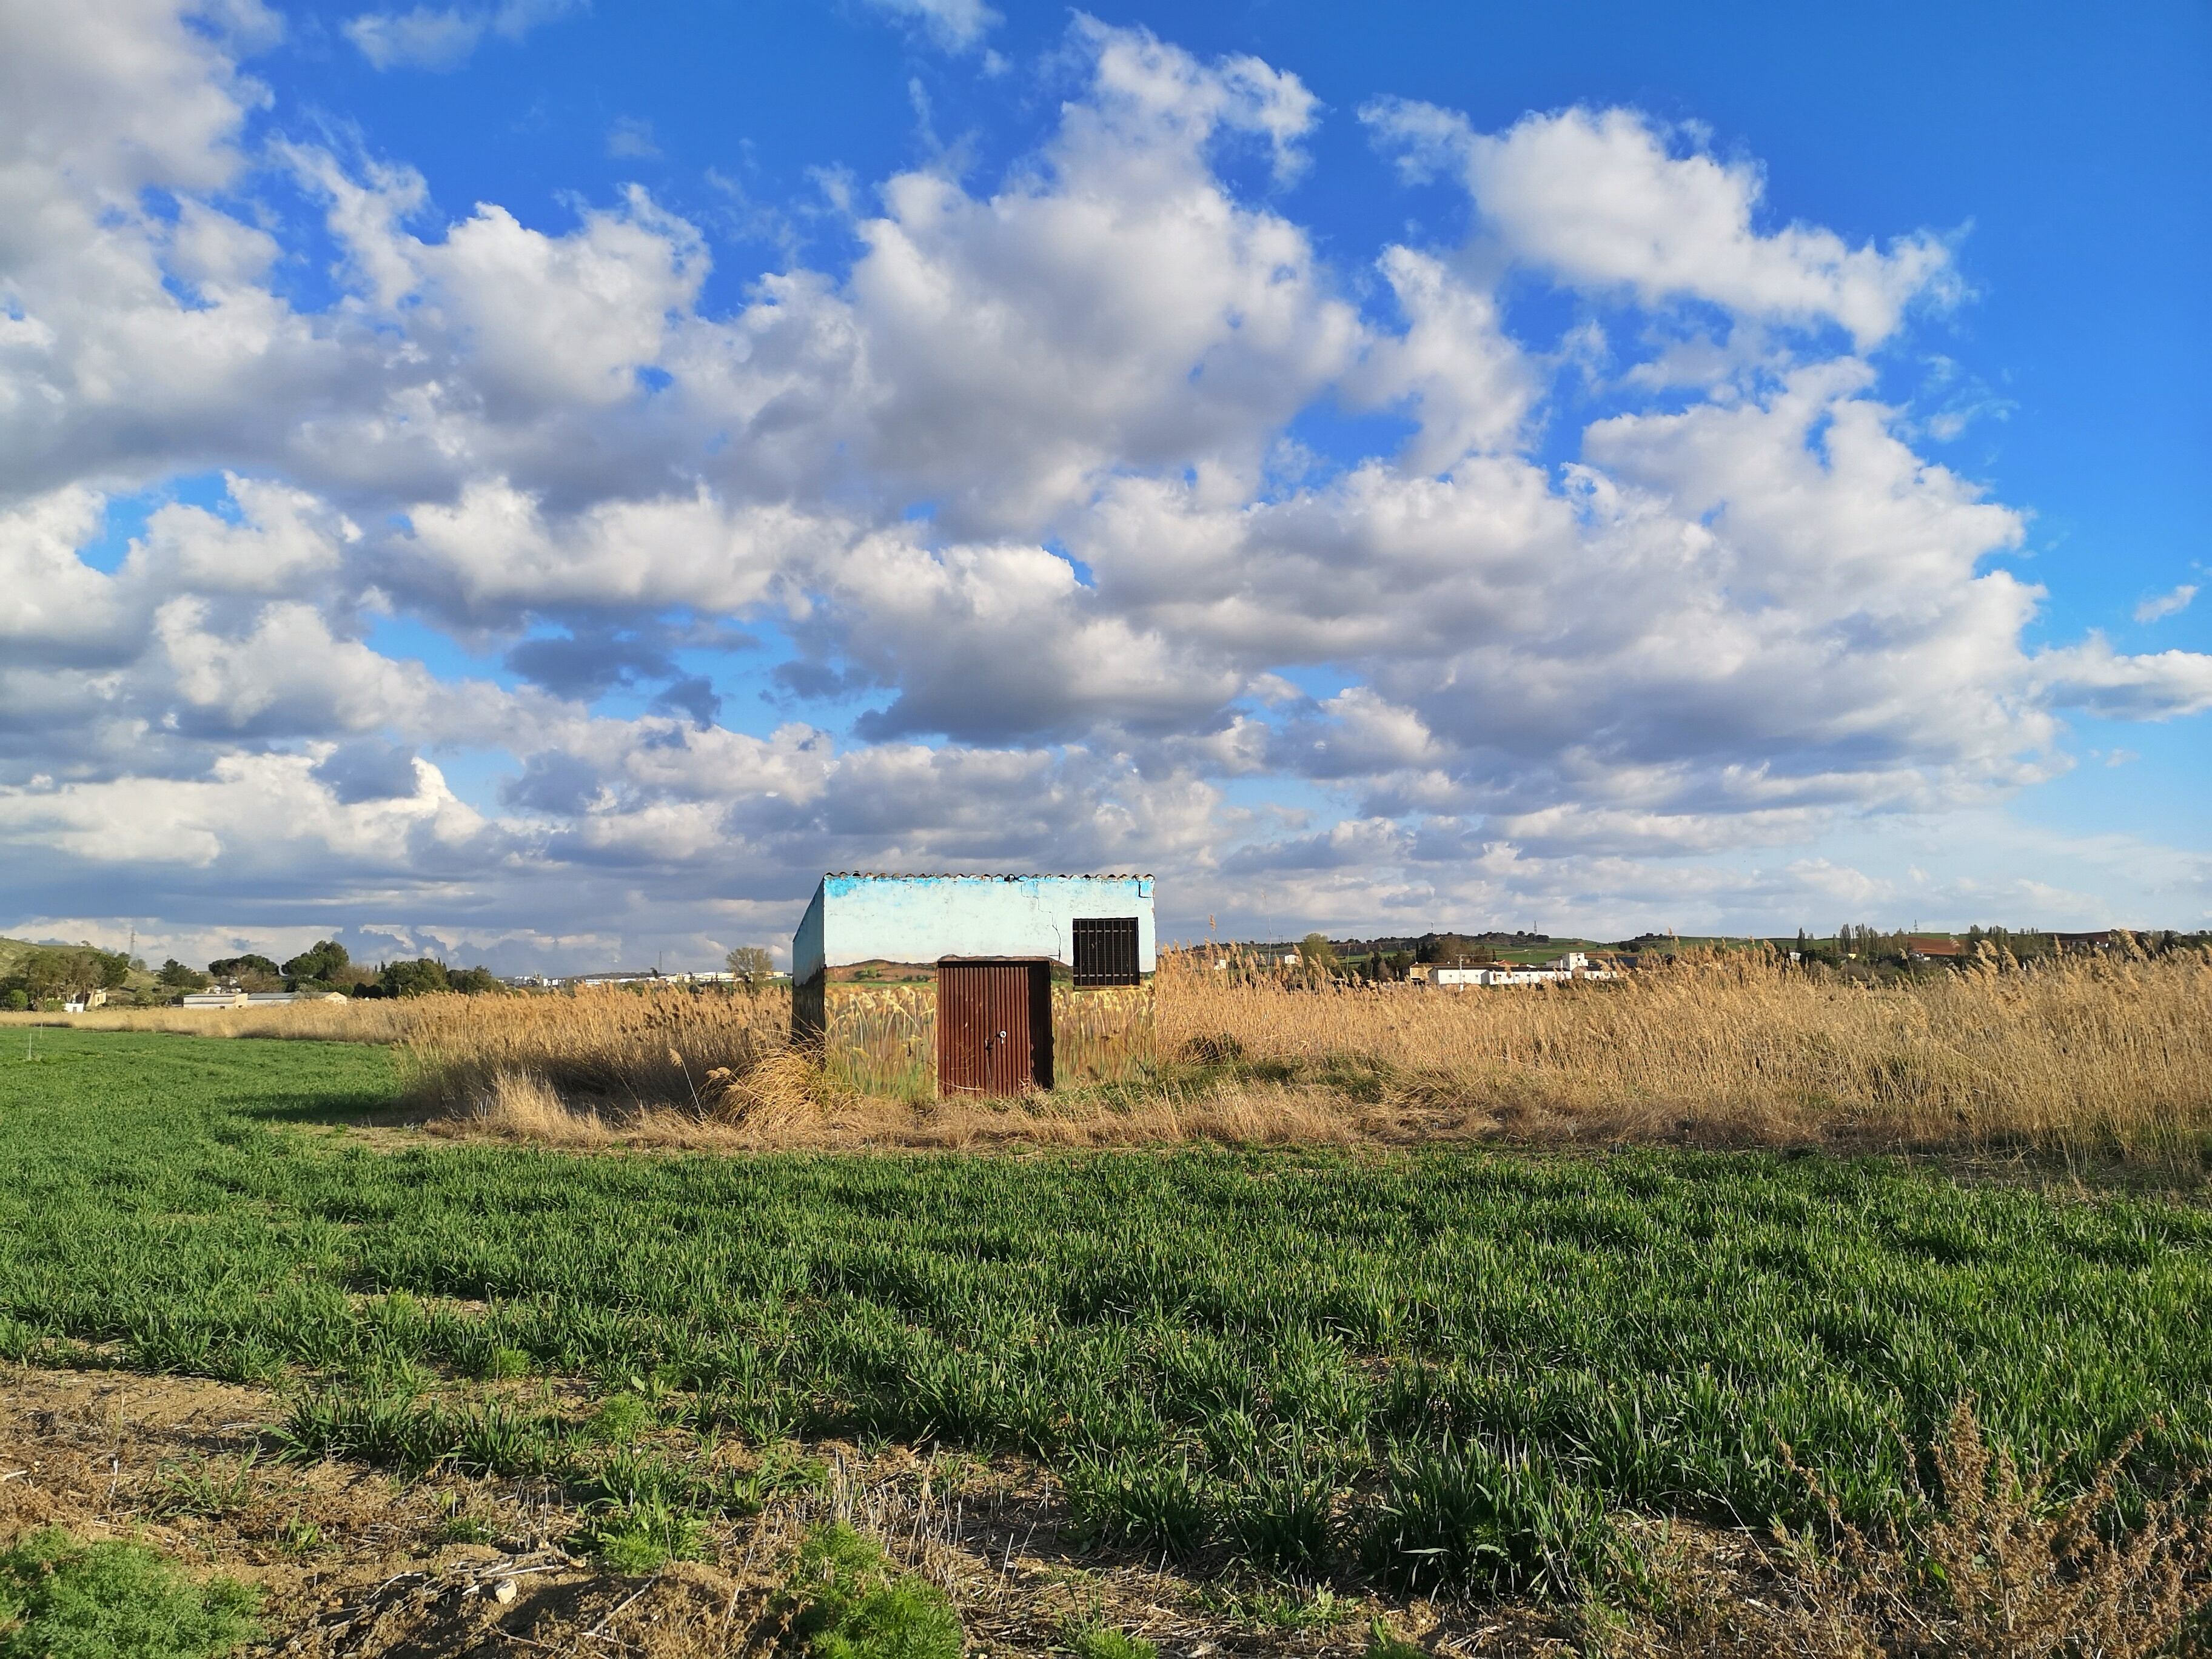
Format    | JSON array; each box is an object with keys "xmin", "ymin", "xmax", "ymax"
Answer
[{"xmin": 1, "ymin": 0, "xmax": 2207, "ymax": 973}]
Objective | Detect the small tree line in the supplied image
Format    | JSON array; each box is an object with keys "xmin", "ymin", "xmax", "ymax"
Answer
[
  {"xmin": 174, "ymin": 939, "xmax": 502, "ymax": 999},
  {"xmin": 4, "ymin": 937, "xmax": 506, "ymax": 1010}
]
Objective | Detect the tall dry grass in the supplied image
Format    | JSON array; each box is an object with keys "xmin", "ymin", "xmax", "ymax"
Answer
[
  {"xmin": 19, "ymin": 943, "xmax": 2212, "ymax": 1169},
  {"xmin": 394, "ymin": 984, "xmax": 791, "ymax": 1112},
  {"xmin": 1158, "ymin": 943, "xmax": 2212, "ymax": 1167}
]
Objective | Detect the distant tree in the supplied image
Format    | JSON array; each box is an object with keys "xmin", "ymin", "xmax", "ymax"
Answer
[
  {"xmin": 208, "ymin": 953, "xmax": 283, "ymax": 989},
  {"xmin": 18, "ymin": 951, "xmax": 70, "ymax": 1002},
  {"xmin": 725, "ymin": 945, "xmax": 774, "ymax": 992},
  {"xmin": 3, "ymin": 990, "xmax": 25, "ymax": 1012},
  {"xmin": 281, "ymin": 940, "xmax": 351, "ymax": 985},
  {"xmin": 447, "ymin": 965, "xmax": 503, "ymax": 995},
  {"xmin": 17, "ymin": 946, "xmax": 129, "ymax": 1002},
  {"xmin": 1296, "ymin": 933, "xmax": 1338, "ymax": 971},
  {"xmin": 380, "ymin": 957, "xmax": 451, "ymax": 998},
  {"xmin": 1417, "ymin": 933, "xmax": 1484, "ymax": 965},
  {"xmin": 156, "ymin": 959, "xmax": 209, "ymax": 990}
]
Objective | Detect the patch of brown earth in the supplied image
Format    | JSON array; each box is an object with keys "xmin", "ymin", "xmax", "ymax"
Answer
[{"xmin": 0, "ymin": 1364, "xmax": 1569, "ymax": 1657}]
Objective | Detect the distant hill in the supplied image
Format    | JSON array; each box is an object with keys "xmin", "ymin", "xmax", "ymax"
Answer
[{"xmin": 0, "ymin": 935, "xmax": 161, "ymax": 993}]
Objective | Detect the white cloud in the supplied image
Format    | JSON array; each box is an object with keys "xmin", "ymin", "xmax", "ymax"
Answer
[
  {"xmin": 344, "ymin": 8, "xmax": 482, "ymax": 71},
  {"xmin": 343, "ymin": 0, "xmax": 583, "ymax": 72},
  {"xmin": 418, "ymin": 190, "xmax": 705, "ymax": 412},
  {"xmin": 862, "ymin": 0, "xmax": 1000, "ymax": 53},
  {"xmin": 660, "ymin": 23, "xmax": 1358, "ymax": 534},
  {"xmin": 2134, "ymin": 582, "xmax": 2197, "ymax": 624},
  {"xmin": 2032, "ymin": 638, "xmax": 2212, "ymax": 721},
  {"xmin": 392, "ymin": 479, "xmax": 805, "ymax": 621},
  {"xmin": 1, "ymin": 5, "xmax": 2206, "ymax": 961},
  {"xmin": 130, "ymin": 476, "xmax": 359, "ymax": 595},
  {"xmin": 0, "ymin": 487, "xmax": 126, "ymax": 657},
  {"xmin": 606, "ymin": 116, "xmax": 660, "ymax": 160},
  {"xmin": 1346, "ymin": 247, "xmax": 1537, "ymax": 470},
  {"xmin": 800, "ymin": 531, "xmax": 1244, "ymax": 743},
  {"xmin": 1364, "ymin": 101, "xmax": 1957, "ymax": 347},
  {"xmin": 0, "ymin": 749, "xmax": 489, "ymax": 877}
]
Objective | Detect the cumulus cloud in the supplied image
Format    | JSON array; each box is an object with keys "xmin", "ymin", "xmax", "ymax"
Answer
[
  {"xmin": 2032, "ymin": 638, "xmax": 2212, "ymax": 721},
  {"xmin": 657, "ymin": 24, "xmax": 1358, "ymax": 535},
  {"xmin": 1364, "ymin": 101, "xmax": 1957, "ymax": 347},
  {"xmin": 1346, "ymin": 248, "xmax": 1537, "ymax": 470},
  {"xmin": 0, "ymin": 487, "xmax": 125, "ymax": 659}
]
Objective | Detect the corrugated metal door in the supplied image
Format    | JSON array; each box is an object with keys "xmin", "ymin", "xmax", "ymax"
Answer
[{"xmin": 937, "ymin": 960, "xmax": 1049, "ymax": 1095}]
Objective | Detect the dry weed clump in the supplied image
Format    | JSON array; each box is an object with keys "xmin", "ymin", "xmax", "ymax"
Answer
[
  {"xmin": 442, "ymin": 1070, "xmax": 612, "ymax": 1148},
  {"xmin": 1647, "ymin": 1400, "xmax": 2212, "ymax": 1657}
]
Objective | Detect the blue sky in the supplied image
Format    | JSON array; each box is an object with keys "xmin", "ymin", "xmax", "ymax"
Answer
[{"xmin": 0, "ymin": 0, "xmax": 2205, "ymax": 971}]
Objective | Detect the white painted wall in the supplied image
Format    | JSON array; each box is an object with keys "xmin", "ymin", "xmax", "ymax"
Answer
[{"xmin": 791, "ymin": 874, "xmax": 1154, "ymax": 979}]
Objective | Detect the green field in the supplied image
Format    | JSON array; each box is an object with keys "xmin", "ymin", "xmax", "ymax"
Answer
[{"xmin": 2, "ymin": 1030, "xmax": 2209, "ymax": 1600}]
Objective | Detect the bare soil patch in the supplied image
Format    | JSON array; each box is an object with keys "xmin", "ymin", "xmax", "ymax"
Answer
[{"xmin": 0, "ymin": 1366, "xmax": 1577, "ymax": 1657}]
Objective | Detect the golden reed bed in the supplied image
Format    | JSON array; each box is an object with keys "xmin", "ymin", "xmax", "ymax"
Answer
[{"xmin": 16, "ymin": 944, "xmax": 2212, "ymax": 1170}]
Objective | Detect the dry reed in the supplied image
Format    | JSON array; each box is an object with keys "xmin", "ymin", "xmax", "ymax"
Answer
[
  {"xmin": 19, "ymin": 942, "xmax": 2212, "ymax": 1170},
  {"xmin": 1159, "ymin": 942, "xmax": 2212, "ymax": 1168}
]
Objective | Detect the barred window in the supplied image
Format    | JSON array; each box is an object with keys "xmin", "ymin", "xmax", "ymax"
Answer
[{"xmin": 1071, "ymin": 917, "xmax": 1141, "ymax": 987}]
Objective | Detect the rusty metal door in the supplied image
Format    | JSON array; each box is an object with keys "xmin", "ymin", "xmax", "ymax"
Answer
[{"xmin": 936, "ymin": 960, "xmax": 1051, "ymax": 1095}]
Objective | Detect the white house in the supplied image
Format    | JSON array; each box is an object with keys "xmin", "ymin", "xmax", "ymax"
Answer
[{"xmin": 1430, "ymin": 951, "xmax": 1619, "ymax": 988}]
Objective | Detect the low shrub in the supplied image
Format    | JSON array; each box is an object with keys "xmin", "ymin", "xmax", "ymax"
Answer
[
  {"xmin": 1070, "ymin": 1627, "xmax": 1158, "ymax": 1659},
  {"xmin": 777, "ymin": 1523, "xmax": 961, "ymax": 1659},
  {"xmin": 0, "ymin": 1527, "xmax": 258, "ymax": 1659},
  {"xmin": 575, "ymin": 1496, "xmax": 706, "ymax": 1574}
]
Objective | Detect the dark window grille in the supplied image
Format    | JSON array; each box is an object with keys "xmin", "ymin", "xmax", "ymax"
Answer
[{"xmin": 1072, "ymin": 917, "xmax": 1141, "ymax": 987}]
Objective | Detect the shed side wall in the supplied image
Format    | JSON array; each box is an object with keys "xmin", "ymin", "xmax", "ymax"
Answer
[
  {"xmin": 819, "ymin": 876, "xmax": 1153, "ymax": 971},
  {"xmin": 791, "ymin": 882, "xmax": 828, "ymax": 984}
]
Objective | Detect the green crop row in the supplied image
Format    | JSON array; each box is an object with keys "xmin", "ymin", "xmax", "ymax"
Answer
[{"xmin": 3, "ymin": 1031, "xmax": 2210, "ymax": 1600}]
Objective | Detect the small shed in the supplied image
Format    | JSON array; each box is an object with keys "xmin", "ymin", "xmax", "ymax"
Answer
[{"xmin": 791, "ymin": 873, "xmax": 1155, "ymax": 1096}]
